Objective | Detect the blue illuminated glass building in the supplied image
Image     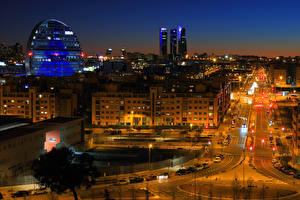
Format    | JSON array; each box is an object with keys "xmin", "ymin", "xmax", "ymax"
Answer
[{"xmin": 25, "ymin": 18, "xmax": 83, "ymax": 76}]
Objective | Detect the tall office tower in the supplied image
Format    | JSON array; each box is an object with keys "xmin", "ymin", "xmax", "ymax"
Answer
[
  {"xmin": 25, "ymin": 18, "xmax": 83, "ymax": 76},
  {"xmin": 159, "ymin": 27, "xmax": 168, "ymax": 58},
  {"xmin": 170, "ymin": 28, "xmax": 177, "ymax": 60},
  {"xmin": 106, "ymin": 48, "xmax": 112, "ymax": 56},
  {"xmin": 178, "ymin": 26, "xmax": 187, "ymax": 58},
  {"xmin": 121, "ymin": 48, "xmax": 126, "ymax": 56}
]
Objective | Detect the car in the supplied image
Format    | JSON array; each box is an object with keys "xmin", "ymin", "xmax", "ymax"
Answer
[
  {"xmin": 214, "ymin": 157, "xmax": 222, "ymax": 163},
  {"xmin": 0, "ymin": 192, "xmax": 3, "ymax": 200},
  {"xmin": 294, "ymin": 174, "xmax": 300, "ymax": 179},
  {"xmin": 129, "ymin": 177, "xmax": 144, "ymax": 183},
  {"xmin": 218, "ymin": 154, "xmax": 224, "ymax": 160},
  {"xmin": 157, "ymin": 173, "xmax": 169, "ymax": 180},
  {"xmin": 31, "ymin": 188, "xmax": 48, "ymax": 195},
  {"xmin": 186, "ymin": 167, "xmax": 196, "ymax": 173},
  {"xmin": 286, "ymin": 135, "xmax": 292, "ymax": 139},
  {"xmin": 11, "ymin": 191, "xmax": 30, "ymax": 198},
  {"xmin": 180, "ymin": 131, "xmax": 188, "ymax": 135},
  {"xmin": 176, "ymin": 169, "xmax": 186, "ymax": 175},
  {"xmin": 194, "ymin": 163, "xmax": 201, "ymax": 168},
  {"xmin": 288, "ymin": 171, "xmax": 295, "ymax": 175},
  {"xmin": 115, "ymin": 179, "xmax": 129, "ymax": 185},
  {"xmin": 145, "ymin": 175, "xmax": 157, "ymax": 181}
]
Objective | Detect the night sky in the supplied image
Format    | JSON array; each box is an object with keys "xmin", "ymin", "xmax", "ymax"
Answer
[{"xmin": 1, "ymin": 0, "xmax": 300, "ymax": 57}]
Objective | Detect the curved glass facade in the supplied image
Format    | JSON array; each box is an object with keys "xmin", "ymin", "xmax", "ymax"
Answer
[{"xmin": 25, "ymin": 18, "xmax": 83, "ymax": 76}]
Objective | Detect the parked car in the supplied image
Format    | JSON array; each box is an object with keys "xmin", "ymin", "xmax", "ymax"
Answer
[
  {"xmin": 31, "ymin": 188, "xmax": 48, "ymax": 195},
  {"xmin": 286, "ymin": 135, "xmax": 292, "ymax": 139},
  {"xmin": 157, "ymin": 173, "xmax": 169, "ymax": 180},
  {"xmin": 146, "ymin": 175, "xmax": 157, "ymax": 181},
  {"xmin": 115, "ymin": 179, "xmax": 129, "ymax": 185},
  {"xmin": 11, "ymin": 191, "xmax": 30, "ymax": 198},
  {"xmin": 194, "ymin": 163, "xmax": 201, "ymax": 168},
  {"xmin": 180, "ymin": 131, "xmax": 188, "ymax": 135},
  {"xmin": 218, "ymin": 154, "xmax": 224, "ymax": 160},
  {"xmin": 186, "ymin": 167, "xmax": 196, "ymax": 173},
  {"xmin": 293, "ymin": 173, "xmax": 300, "ymax": 179},
  {"xmin": 202, "ymin": 162, "xmax": 209, "ymax": 168},
  {"xmin": 0, "ymin": 192, "xmax": 3, "ymax": 200},
  {"xmin": 129, "ymin": 177, "xmax": 144, "ymax": 183},
  {"xmin": 176, "ymin": 169, "xmax": 186, "ymax": 175}
]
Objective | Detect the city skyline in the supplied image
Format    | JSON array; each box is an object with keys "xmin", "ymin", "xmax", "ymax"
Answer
[{"xmin": 1, "ymin": 0, "xmax": 300, "ymax": 57}]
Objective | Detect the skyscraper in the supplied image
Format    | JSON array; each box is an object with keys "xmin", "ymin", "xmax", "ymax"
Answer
[
  {"xmin": 106, "ymin": 48, "xmax": 112, "ymax": 56},
  {"xmin": 170, "ymin": 28, "xmax": 177, "ymax": 60},
  {"xmin": 159, "ymin": 27, "xmax": 168, "ymax": 58},
  {"xmin": 178, "ymin": 26, "xmax": 187, "ymax": 58}
]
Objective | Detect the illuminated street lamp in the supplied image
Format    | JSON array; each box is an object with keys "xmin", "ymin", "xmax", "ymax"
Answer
[
  {"xmin": 148, "ymin": 144, "xmax": 152, "ymax": 170},
  {"xmin": 131, "ymin": 111, "xmax": 134, "ymax": 127}
]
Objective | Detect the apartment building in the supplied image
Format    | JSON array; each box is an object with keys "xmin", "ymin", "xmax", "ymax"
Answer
[
  {"xmin": 92, "ymin": 81, "xmax": 230, "ymax": 128},
  {"xmin": 0, "ymin": 86, "xmax": 77, "ymax": 122}
]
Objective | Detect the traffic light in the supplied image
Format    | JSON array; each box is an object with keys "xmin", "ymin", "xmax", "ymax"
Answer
[
  {"xmin": 272, "ymin": 146, "xmax": 276, "ymax": 151},
  {"xmin": 261, "ymin": 139, "xmax": 265, "ymax": 143}
]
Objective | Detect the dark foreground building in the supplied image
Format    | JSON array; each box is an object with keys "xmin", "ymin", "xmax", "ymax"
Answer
[{"xmin": 0, "ymin": 117, "xmax": 84, "ymax": 185}]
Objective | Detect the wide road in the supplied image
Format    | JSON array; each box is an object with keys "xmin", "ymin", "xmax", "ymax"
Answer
[{"xmin": 253, "ymin": 71, "xmax": 300, "ymax": 193}]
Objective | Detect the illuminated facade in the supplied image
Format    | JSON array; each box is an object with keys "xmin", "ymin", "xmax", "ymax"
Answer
[
  {"xmin": 25, "ymin": 18, "xmax": 83, "ymax": 76},
  {"xmin": 159, "ymin": 27, "xmax": 168, "ymax": 58},
  {"xmin": 92, "ymin": 83, "xmax": 230, "ymax": 127}
]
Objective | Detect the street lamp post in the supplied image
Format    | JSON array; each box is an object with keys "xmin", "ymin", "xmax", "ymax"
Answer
[
  {"xmin": 148, "ymin": 144, "xmax": 152, "ymax": 171},
  {"xmin": 131, "ymin": 111, "xmax": 134, "ymax": 127}
]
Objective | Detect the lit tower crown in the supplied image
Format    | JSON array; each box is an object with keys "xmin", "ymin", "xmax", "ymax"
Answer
[
  {"xmin": 178, "ymin": 26, "xmax": 187, "ymax": 58},
  {"xmin": 170, "ymin": 28, "xmax": 177, "ymax": 60},
  {"xmin": 159, "ymin": 27, "xmax": 168, "ymax": 59}
]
